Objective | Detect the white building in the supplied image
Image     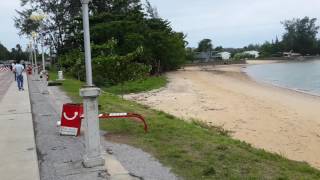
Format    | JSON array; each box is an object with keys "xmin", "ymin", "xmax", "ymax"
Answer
[
  {"xmin": 244, "ymin": 50, "xmax": 260, "ymax": 58},
  {"xmin": 217, "ymin": 52, "xmax": 231, "ymax": 60}
]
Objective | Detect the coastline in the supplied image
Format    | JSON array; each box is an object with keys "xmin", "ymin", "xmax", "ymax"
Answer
[
  {"xmin": 246, "ymin": 59, "xmax": 320, "ymax": 97},
  {"xmin": 125, "ymin": 60, "xmax": 320, "ymax": 169}
]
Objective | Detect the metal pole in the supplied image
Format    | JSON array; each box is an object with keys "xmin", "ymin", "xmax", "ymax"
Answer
[
  {"xmin": 41, "ymin": 36, "xmax": 45, "ymax": 71},
  {"xmin": 34, "ymin": 38, "xmax": 39, "ymax": 80},
  {"xmin": 40, "ymin": 36, "xmax": 49, "ymax": 94},
  {"xmin": 80, "ymin": 0, "xmax": 104, "ymax": 168},
  {"xmin": 82, "ymin": 1, "xmax": 93, "ymax": 86},
  {"xmin": 30, "ymin": 42, "xmax": 34, "ymax": 68}
]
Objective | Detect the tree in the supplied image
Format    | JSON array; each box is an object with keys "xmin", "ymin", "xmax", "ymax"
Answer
[
  {"xmin": 8, "ymin": 44, "xmax": 28, "ymax": 61},
  {"xmin": 14, "ymin": 0, "xmax": 82, "ymax": 55},
  {"xmin": 145, "ymin": 0, "xmax": 159, "ymax": 19},
  {"xmin": 197, "ymin": 39, "xmax": 213, "ymax": 52},
  {"xmin": 0, "ymin": 43, "xmax": 10, "ymax": 61},
  {"xmin": 185, "ymin": 47, "xmax": 195, "ymax": 62},
  {"xmin": 214, "ymin": 46, "xmax": 223, "ymax": 52},
  {"xmin": 282, "ymin": 17, "xmax": 319, "ymax": 55},
  {"xmin": 317, "ymin": 40, "xmax": 320, "ymax": 54},
  {"xmin": 44, "ymin": 0, "xmax": 187, "ymax": 85}
]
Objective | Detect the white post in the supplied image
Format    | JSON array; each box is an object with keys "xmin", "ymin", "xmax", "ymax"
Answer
[
  {"xmin": 58, "ymin": 71, "xmax": 64, "ymax": 80},
  {"xmin": 80, "ymin": 0, "xmax": 104, "ymax": 168}
]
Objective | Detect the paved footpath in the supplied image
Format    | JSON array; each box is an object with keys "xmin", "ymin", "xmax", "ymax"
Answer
[
  {"xmin": 0, "ymin": 72, "xmax": 40, "ymax": 180},
  {"xmin": 0, "ymin": 72, "xmax": 14, "ymax": 101}
]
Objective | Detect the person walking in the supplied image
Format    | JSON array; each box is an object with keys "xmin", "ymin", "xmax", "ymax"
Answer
[
  {"xmin": 11, "ymin": 62, "xmax": 16, "ymax": 81},
  {"xmin": 14, "ymin": 61, "xmax": 25, "ymax": 91}
]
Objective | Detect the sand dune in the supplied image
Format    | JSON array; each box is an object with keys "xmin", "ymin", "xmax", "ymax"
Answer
[{"xmin": 125, "ymin": 62, "xmax": 320, "ymax": 168}]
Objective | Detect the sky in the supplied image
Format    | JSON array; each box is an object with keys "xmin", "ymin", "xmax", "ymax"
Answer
[
  {"xmin": 0, "ymin": 0, "xmax": 26, "ymax": 50},
  {"xmin": 1, "ymin": 0, "xmax": 320, "ymax": 50}
]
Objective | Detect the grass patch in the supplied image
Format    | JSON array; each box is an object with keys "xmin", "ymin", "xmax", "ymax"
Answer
[
  {"xmin": 53, "ymin": 70, "xmax": 320, "ymax": 179},
  {"xmin": 104, "ymin": 76, "xmax": 167, "ymax": 94}
]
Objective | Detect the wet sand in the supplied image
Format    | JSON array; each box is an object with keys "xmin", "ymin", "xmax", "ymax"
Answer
[{"xmin": 125, "ymin": 60, "xmax": 320, "ymax": 168}]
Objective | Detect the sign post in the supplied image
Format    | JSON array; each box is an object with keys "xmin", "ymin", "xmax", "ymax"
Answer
[{"xmin": 80, "ymin": 0, "xmax": 105, "ymax": 168}]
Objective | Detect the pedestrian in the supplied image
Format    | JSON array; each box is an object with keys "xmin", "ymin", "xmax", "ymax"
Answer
[
  {"xmin": 14, "ymin": 60, "xmax": 25, "ymax": 91},
  {"xmin": 11, "ymin": 62, "xmax": 16, "ymax": 81}
]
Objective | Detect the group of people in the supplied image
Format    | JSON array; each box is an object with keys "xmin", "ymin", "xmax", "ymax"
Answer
[{"xmin": 11, "ymin": 61, "xmax": 25, "ymax": 91}]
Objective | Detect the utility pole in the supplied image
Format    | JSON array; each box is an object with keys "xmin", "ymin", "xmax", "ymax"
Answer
[{"xmin": 80, "ymin": 0, "xmax": 105, "ymax": 168}]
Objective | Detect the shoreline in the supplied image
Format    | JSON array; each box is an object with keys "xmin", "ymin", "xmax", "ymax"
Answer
[
  {"xmin": 125, "ymin": 60, "xmax": 320, "ymax": 169},
  {"xmin": 245, "ymin": 59, "xmax": 320, "ymax": 98}
]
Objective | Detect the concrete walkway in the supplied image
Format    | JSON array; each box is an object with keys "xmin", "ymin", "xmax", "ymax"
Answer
[{"xmin": 0, "ymin": 73, "xmax": 40, "ymax": 180}]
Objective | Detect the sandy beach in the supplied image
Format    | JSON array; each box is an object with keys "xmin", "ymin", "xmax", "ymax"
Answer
[{"xmin": 125, "ymin": 60, "xmax": 320, "ymax": 168}]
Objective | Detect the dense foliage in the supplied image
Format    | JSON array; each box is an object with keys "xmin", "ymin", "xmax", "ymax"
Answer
[
  {"xmin": 197, "ymin": 39, "xmax": 213, "ymax": 52},
  {"xmin": 15, "ymin": 0, "xmax": 187, "ymax": 86},
  {"xmin": 0, "ymin": 43, "xmax": 28, "ymax": 61},
  {"xmin": 250, "ymin": 17, "xmax": 319, "ymax": 57},
  {"xmin": 233, "ymin": 52, "xmax": 255, "ymax": 60},
  {"xmin": 282, "ymin": 17, "xmax": 319, "ymax": 55}
]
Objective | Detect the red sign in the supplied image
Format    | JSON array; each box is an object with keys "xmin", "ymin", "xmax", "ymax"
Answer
[{"xmin": 60, "ymin": 103, "xmax": 83, "ymax": 136}]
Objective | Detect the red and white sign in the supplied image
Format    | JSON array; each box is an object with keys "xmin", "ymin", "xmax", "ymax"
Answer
[{"xmin": 59, "ymin": 103, "xmax": 83, "ymax": 136}]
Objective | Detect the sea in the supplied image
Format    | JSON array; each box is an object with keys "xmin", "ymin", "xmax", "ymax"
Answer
[{"xmin": 244, "ymin": 59, "xmax": 320, "ymax": 96}]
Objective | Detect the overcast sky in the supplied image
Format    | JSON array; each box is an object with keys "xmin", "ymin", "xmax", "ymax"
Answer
[{"xmin": 1, "ymin": 0, "xmax": 320, "ymax": 50}]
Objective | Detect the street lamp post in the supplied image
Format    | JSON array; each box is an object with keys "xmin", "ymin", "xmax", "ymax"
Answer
[
  {"xmin": 32, "ymin": 32, "xmax": 39, "ymax": 80},
  {"xmin": 28, "ymin": 42, "xmax": 34, "ymax": 70},
  {"xmin": 40, "ymin": 34, "xmax": 49, "ymax": 94},
  {"xmin": 80, "ymin": 0, "xmax": 105, "ymax": 168},
  {"xmin": 41, "ymin": 35, "xmax": 45, "ymax": 72}
]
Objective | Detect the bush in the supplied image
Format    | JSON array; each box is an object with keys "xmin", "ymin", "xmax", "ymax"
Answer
[
  {"xmin": 233, "ymin": 53, "xmax": 255, "ymax": 60},
  {"xmin": 59, "ymin": 47, "xmax": 151, "ymax": 87},
  {"xmin": 93, "ymin": 55, "xmax": 151, "ymax": 86}
]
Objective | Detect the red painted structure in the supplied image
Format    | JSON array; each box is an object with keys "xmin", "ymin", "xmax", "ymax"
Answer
[
  {"xmin": 98, "ymin": 113, "xmax": 148, "ymax": 133},
  {"xmin": 59, "ymin": 104, "xmax": 148, "ymax": 136},
  {"xmin": 60, "ymin": 103, "xmax": 83, "ymax": 136},
  {"xmin": 27, "ymin": 66, "xmax": 32, "ymax": 75}
]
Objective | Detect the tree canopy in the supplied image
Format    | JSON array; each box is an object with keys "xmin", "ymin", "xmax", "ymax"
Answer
[
  {"xmin": 15, "ymin": 0, "xmax": 187, "ymax": 86},
  {"xmin": 282, "ymin": 17, "xmax": 319, "ymax": 55},
  {"xmin": 0, "ymin": 43, "xmax": 28, "ymax": 61},
  {"xmin": 197, "ymin": 39, "xmax": 213, "ymax": 52}
]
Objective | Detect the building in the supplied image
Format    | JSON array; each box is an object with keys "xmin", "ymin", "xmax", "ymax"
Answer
[
  {"xmin": 194, "ymin": 51, "xmax": 231, "ymax": 62},
  {"xmin": 243, "ymin": 50, "xmax": 260, "ymax": 58},
  {"xmin": 217, "ymin": 52, "xmax": 231, "ymax": 60},
  {"xmin": 283, "ymin": 51, "xmax": 301, "ymax": 57}
]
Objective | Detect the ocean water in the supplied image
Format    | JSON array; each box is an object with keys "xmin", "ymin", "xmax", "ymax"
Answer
[{"xmin": 244, "ymin": 59, "xmax": 320, "ymax": 96}]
